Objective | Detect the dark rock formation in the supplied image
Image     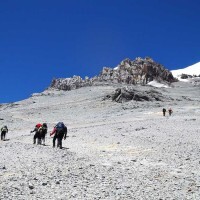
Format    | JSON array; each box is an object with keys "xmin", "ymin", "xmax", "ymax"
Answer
[
  {"xmin": 94, "ymin": 57, "xmax": 174, "ymax": 85},
  {"xmin": 180, "ymin": 74, "xmax": 191, "ymax": 79},
  {"xmin": 50, "ymin": 57, "xmax": 176, "ymax": 91},
  {"xmin": 104, "ymin": 87, "xmax": 171, "ymax": 103}
]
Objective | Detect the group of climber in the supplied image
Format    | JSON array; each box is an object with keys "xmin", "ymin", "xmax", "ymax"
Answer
[
  {"xmin": 1, "ymin": 107, "xmax": 172, "ymax": 148},
  {"xmin": 1, "ymin": 122, "xmax": 67, "ymax": 149},
  {"xmin": 30, "ymin": 123, "xmax": 48, "ymax": 145},
  {"xmin": 30, "ymin": 122, "xmax": 67, "ymax": 149},
  {"xmin": 162, "ymin": 108, "xmax": 173, "ymax": 116}
]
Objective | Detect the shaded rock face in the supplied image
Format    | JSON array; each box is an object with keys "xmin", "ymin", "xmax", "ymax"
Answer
[
  {"xmin": 97, "ymin": 57, "xmax": 175, "ymax": 84},
  {"xmin": 180, "ymin": 73, "xmax": 200, "ymax": 79},
  {"xmin": 50, "ymin": 76, "xmax": 92, "ymax": 91},
  {"xmin": 50, "ymin": 57, "xmax": 175, "ymax": 91},
  {"xmin": 104, "ymin": 87, "xmax": 171, "ymax": 103}
]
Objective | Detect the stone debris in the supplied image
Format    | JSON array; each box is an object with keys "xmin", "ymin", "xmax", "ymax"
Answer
[{"xmin": 0, "ymin": 80, "xmax": 199, "ymax": 199}]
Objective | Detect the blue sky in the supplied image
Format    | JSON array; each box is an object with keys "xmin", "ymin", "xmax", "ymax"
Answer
[{"xmin": 0, "ymin": 0, "xmax": 200, "ymax": 103}]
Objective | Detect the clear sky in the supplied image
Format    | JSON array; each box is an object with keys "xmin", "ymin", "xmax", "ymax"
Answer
[{"xmin": 0, "ymin": 0, "xmax": 200, "ymax": 103}]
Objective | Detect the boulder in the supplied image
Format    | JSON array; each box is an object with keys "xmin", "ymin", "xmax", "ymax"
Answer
[{"xmin": 106, "ymin": 87, "xmax": 168, "ymax": 103}]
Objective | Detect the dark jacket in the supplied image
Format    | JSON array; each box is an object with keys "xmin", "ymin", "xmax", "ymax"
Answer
[{"xmin": 1, "ymin": 126, "xmax": 8, "ymax": 133}]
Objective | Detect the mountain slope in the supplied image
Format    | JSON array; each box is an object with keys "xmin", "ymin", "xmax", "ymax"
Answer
[{"xmin": 0, "ymin": 81, "xmax": 200, "ymax": 199}]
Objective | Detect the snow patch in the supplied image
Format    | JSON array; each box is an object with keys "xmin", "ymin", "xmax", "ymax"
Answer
[
  {"xmin": 171, "ymin": 62, "xmax": 200, "ymax": 78},
  {"xmin": 148, "ymin": 80, "xmax": 169, "ymax": 88},
  {"xmin": 114, "ymin": 66, "xmax": 119, "ymax": 70}
]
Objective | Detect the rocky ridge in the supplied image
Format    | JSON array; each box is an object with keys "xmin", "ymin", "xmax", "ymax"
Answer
[{"xmin": 50, "ymin": 57, "xmax": 175, "ymax": 91}]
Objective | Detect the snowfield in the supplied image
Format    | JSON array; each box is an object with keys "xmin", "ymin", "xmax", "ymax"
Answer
[
  {"xmin": 0, "ymin": 81, "xmax": 200, "ymax": 199},
  {"xmin": 171, "ymin": 62, "xmax": 200, "ymax": 81}
]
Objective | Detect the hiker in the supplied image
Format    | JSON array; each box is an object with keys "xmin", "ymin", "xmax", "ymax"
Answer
[
  {"xmin": 30, "ymin": 123, "xmax": 42, "ymax": 144},
  {"xmin": 168, "ymin": 108, "xmax": 173, "ymax": 116},
  {"xmin": 1, "ymin": 126, "xmax": 8, "ymax": 141},
  {"xmin": 38, "ymin": 123, "xmax": 48, "ymax": 145},
  {"xmin": 50, "ymin": 122, "xmax": 67, "ymax": 149},
  {"xmin": 162, "ymin": 108, "xmax": 166, "ymax": 116}
]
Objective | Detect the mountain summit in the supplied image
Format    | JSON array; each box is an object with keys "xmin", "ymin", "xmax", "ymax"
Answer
[{"xmin": 51, "ymin": 57, "xmax": 175, "ymax": 91}]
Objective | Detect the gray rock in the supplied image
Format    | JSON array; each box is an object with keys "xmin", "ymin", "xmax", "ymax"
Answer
[
  {"xmin": 28, "ymin": 184, "xmax": 34, "ymax": 190},
  {"xmin": 50, "ymin": 57, "xmax": 176, "ymax": 91}
]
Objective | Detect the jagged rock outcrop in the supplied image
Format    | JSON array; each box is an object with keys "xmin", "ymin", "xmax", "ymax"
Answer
[
  {"xmin": 104, "ymin": 87, "xmax": 170, "ymax": 103},
  {"xmin": 96, "ymin": 57, "xmax": 174, "ymax": 85},
  {"xmin": 50, "ymin": 76, "xmax": 92, "ymax": 91},
  {"xmin": 50, "ymin": 57, "xmax": 176, "ymax": 90}
]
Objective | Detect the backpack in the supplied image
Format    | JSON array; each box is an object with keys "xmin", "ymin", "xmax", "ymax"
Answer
[
  {"xmin": 39, "ymin": 124, "xmax": 47, "ymax": 136},
  {"xmin": 2, "ymin": 126, "xmax": 7, "ymax": 132},
  {"xmin": 56, "ymin": 122, "xmax": 65, "ymax": 129},
  {"xmin": 55, "ymin": 122, "xmax": 66, "ymax": 133},
  {"xmin": 36, "ymin": 123, "xmax": 42, "ymax": 129}
]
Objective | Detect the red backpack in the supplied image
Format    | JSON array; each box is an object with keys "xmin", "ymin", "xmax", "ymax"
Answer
[{"xmin": 36, "ymin": 123, "xmax": 42, "ymax": 128}]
